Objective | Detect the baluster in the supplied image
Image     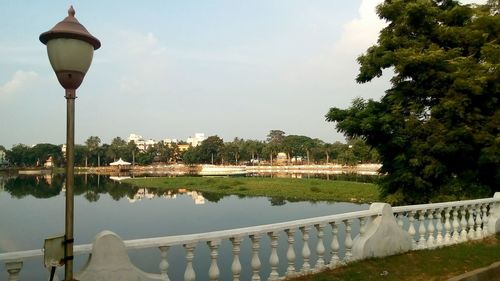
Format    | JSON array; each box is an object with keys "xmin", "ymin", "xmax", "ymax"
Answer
[
  {"xmin": 467, "ymin": 205, "xmax": 475, "ymax": 240},
  {"xmin": 250, "ymin": 234, "xmax": 262, "ymax": 281},
  {"xmin": 452, "ymin": 207, "xmax": 460, "ymax": 243},
  {"xmin": 435, "ymin": 209, "xmax": 444, "ymax": 246},
  {"xmin": 329, "ymin": 222, "xmax": 340, "ymax": 268},
  {"xmin": 230, "ymin": 237, "xmax": 243, "ymax": 281},
  {"xmin": 444, "ymin": 208, "xmax": 452, "ymax": 245},
  {"xmin": 285, "ymin": 229, "xmax": 296, "ymax": 278},
  {"xmin": 359, "ymin": 217, "xmax": 367, "ymax": 239},
  {"xmin": 427, "ymin": 210, "xmax": 435, "ymax": 248},
  {"xmin": 417, "ymin": 210, "xmax": 427, "ymax": 249},
  {"xmin": 207, "ymin": 240, "xmax": 220, "ymax": 281},
  {"xmin": 268, "ymin": 231, "xmax": 279, "ymax": 281},
  {"xmin": 397, "ymin": 213, "xmax": 404, "ymax": 229},
  {"xmin": 5, "ymin": 261, "xmax": 23, "ymax": 281},
  {"xmin": 183, "ymin": 243, "xmax": 196, "ymax": 281},
  {"xmin": 408, "ymin": 211, "xmax": 417, "ymax": 249},
  {"xmin": 482, "ymin": 204, "xmax": 490, "ymax": 237},
  {"xmin": 159, "ymin": 246, "xmax": 170, "ymax": 281},
  {"xmin": 460, "ymin": 206, "xmax": 468, "ymax": 242},
  {"xmin": 475, "ymin": 204, "xmax": 483, "ymax": 239},
  {"xmin": 315, "ymin": 223, "xmax": 326, "ymax": 270},
  {"xmin": 300, "ymin": 226, "xmax": 311, "ymax": 274},
  {"xmin": 344, "ymin": 219, "xmax": 353, "ymax": 263}
]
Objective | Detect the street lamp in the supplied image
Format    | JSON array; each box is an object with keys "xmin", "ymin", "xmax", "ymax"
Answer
[{"xmin": 40, "ymin": 6, "xmax": 100, "ymax": 281}]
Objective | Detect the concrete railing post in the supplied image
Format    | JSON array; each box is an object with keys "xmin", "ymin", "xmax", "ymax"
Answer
[
  {"xmin": 352, "ymin": 203, "xmax": 412, "ymax": 260},
  {"xmin": 487, "ymin": 192, "xmax": 500, "ymax": 235}
]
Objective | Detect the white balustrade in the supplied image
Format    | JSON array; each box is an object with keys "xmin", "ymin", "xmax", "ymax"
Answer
[
  {"xmin": 329, "ymin": 221, "xmax": 341, "ymax": 268},
  {"xmin": 2, "ymin": 194, "xmax": 499, "ymax": 281},
  {"xmin": 444, "ymin": 208, "xmax": 452, "ymax": 245},
  {"xmin": 460, "ymin": 207, "xmax": 468, "ymax": 242},
  {"xmin": 468, "ymin": 205, "xmax": 476, "ymax": 240},
  {"xmin": 230, "ymin": 237, "xmax": 243, "ymax": 281},
  {"xmin": 159, "ymin": 246, "xmax": 170, "ymax": 281},
  {"xmin": 299, "ymin": 226, "xmax": 311, "ymax": 274},
  {"xmin": 475, "ymin": 204, "xmax": 483, "ymax": 240},
  {"xmin": 343, "ymin": 219, "xmax": 353, "ymax": 262},
  {"xmin": 207, "ymin": 240, "xmax": 220, "ymax": 281},
  {"xmin": 435, "ymin": 209, "xmax": 444, "ymax": 246},
  {"xmin": 426, "ymin": 210, "xmax": 435, "ymax": 248},
  {"xmin": 407, "ymin": 211, "xmax": 417, "ymax": 248},
  {"xmin": 250, "ymin": 234, "xmax": 261, "ymax": 281},
  {"xmin": 417, "ymin": 210, "xmax": 427, "ymax": 249},
  {"xmin": 267, "ymin": 232, "xmax": 279, "ymax": 281},
  {"xmin": 315, "ymin": 223, "xmax": 326, "ymax": 271},
  {"xmin": 285, "ymin": 229, "xmax": 296, "ymax": 278},
  {"xmin": 183, "ymin": 243, "xmax": 196, "ymax": 281},
  {"xmin": 452, "ymin": 207, "xmax": 460, "ymax": 243},
  {"xmin": 5, "ymin": 261, "xmax": 22, "ymax": 281},
  {"xmin": 482, "ymin": 204, "xmax": 489, "ymax": 237}
]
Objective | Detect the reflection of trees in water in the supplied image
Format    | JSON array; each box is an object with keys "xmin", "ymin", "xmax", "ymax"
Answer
[
  {"xmin": 3, "ymin": 175, "xmax": 141, "ymax": 202},
  {"xmin": 4, "ymin": 175, "xmax": 63, "ymax": 199},
  {"xmin": 269, "ymin": 197, "xmax": 287, "ymax": 206}
]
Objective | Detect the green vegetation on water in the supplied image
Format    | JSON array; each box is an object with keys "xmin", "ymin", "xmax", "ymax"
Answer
[
  {"xmin": 292, "ymin": 233, "xmax": 500, "ymax": 281},
  {"xmin": 124, "ymin": 177, "xmax": 379, "ymax": 203}
]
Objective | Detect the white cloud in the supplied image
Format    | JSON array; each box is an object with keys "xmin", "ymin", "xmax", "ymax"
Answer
[
  {"xmin": 334, "ymin": 0, "xmax": 386, "ymax": 56},
  {"xmin": 97, "ymin": 31, "xmax": 171, "ymax": 96},
  {"xmin": 0, "ymin": 70, "xmax": 40, "ymax": 98},
  {"xmin": 334, "ymin": 0, "xmax": 488, "ymax": 56}
]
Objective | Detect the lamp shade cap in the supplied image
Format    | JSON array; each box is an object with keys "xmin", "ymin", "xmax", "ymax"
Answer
[{"xmin": 39, "ymin": 5, "xmax": 101, "ymax": 50}]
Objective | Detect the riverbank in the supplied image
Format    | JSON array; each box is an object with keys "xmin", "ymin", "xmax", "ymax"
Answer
[{"xmin": 124, "ymin": 176, "xmax": 380, "ymax": 203}]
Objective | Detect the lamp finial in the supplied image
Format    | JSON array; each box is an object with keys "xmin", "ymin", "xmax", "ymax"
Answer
[{"xmin": 68, "ymin": 5, "xmax": 75, "ymax": 17}]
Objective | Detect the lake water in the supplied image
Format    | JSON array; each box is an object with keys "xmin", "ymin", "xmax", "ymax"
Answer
[{"xmin": 0, "ymin": 174, "xmax": 369, "ymax": 280}]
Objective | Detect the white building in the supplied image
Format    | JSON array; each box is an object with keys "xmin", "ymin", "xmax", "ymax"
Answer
[
  {"xmin": 163, "ymin": 138, "xmax": 178, "ymax": 145},
  {"xmin": 186, "ymin": 133, "xmax": 206, "ymax": 147},
  {"xmin": 0, "ymin": 150, "xmax": 6, "ymax": 166},
  {"xmin": 128, "ymin": 133, "xmax": 161, "ymax": 151}
]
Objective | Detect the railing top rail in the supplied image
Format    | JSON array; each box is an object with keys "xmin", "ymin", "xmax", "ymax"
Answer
[
  {"xmin": 393, "ymin": 197, "xmax": 499, "ymax": 213},
  {"xmin": 0, "ymin": 208, "xmax": 377, "ymax": 262},
  {"xmin": 124, "ymin": 208, "xmax": 377, "ymax": 249}
]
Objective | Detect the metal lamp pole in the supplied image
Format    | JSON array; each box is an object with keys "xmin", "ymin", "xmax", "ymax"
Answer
[{"xmin": 40, "ymin": 6, "xmax": 101, "ymax": 280}]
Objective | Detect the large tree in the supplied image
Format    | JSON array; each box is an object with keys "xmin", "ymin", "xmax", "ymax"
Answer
[
  {"xmin": 85, "ymin": 136, "xmax": 101, "ymax": 166},
  {"xmin": 198, "ymin": 135, "xmax": 225, "ymax": 164},
  {"xmin": 326, "ymin": 0, "xmax": 499, "ymax": 204}
]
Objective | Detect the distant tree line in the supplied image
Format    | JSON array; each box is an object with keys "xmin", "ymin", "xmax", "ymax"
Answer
[{"xmin": 0, "ymin": 130, "xmax": 379, "ymax": 167}]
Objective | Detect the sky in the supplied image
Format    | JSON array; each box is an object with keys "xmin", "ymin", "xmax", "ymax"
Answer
[{"xmin": 0, "ymin": 0, "xmax": 485, "ymax": 148}]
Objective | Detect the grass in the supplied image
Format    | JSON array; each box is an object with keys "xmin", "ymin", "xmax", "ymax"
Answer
[
  {"xmin": 123, "ymin": 176, "xmax": 379, "ymax": 203},
  {"xmin": 292, "ymin": 233, "xmax": 500, "ymax": 281}
]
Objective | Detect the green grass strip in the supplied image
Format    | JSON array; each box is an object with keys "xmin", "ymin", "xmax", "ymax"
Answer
[
  {"xmin": 292, "ymin": 234, "xmax": 500, "ymax": 281},
  {"xmin": 124, "ymin": 176, "xmax": 379, "ymax": 203}
]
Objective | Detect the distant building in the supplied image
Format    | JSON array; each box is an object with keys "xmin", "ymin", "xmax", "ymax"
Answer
[
  {"xmin": 186, "ymin": 133, "xmax": 206, "ymax": 147},
  {"xmin": 128, "ymin": 133, "xmax": 146, "ymax": 151},
  {"xmin": 163, "ymin": 138, "xmax": 178, "ymax": 144},
  {"xmin": 44, "ymin": 156, "xmax": 54, "ymax": 168},
  {"xmin": 177, "ymin": 144, "xmax": 190, "ymax": 152},
  {"xmin": 0, "ymin": 150, "xmax": 7, "ymax": 166},
  {"xmin": 127, "ymin": 133, "xmax": 158, "ymax": 151},
  {"xmin": 276, "ymin": 152, "xmax": 288, "ymax": 164},
  {"xmin": 61, "ymin": 144, "xmax": 66, "ymax": 158}
]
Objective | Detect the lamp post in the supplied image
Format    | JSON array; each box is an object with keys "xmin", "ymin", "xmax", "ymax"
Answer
[{"xmin": 40, "ymin": 6, "xmax": 100, "ymax": 281}]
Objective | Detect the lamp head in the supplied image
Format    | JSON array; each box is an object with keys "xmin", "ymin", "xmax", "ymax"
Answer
[{"xmin": 40, "ymin": 6, "xmax": 101, "ymax": 90}]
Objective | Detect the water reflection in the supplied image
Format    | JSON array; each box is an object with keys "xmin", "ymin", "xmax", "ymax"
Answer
[
  {"xmin": 0, "ymin": 174, "xmax": 369, "ymax": 281},
  {"xmin": 4, "ymin": 174, "xmax": 375, "ymax": 205}
]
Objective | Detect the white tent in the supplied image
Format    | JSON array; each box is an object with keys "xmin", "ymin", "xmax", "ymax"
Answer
[{"xmin": 109, "ymin": 158, "xmax": 131, "ymax": 166}]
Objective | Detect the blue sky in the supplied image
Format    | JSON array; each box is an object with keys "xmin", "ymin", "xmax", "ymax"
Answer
[{"xmin": 0, "ymin": 0, "xmax": 484, "ymax": 148}]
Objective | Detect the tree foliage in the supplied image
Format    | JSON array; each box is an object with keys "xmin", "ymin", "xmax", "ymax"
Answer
[{"xmin": 326, "ymin": 0, "xmax": 499, "ymax": 204}]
